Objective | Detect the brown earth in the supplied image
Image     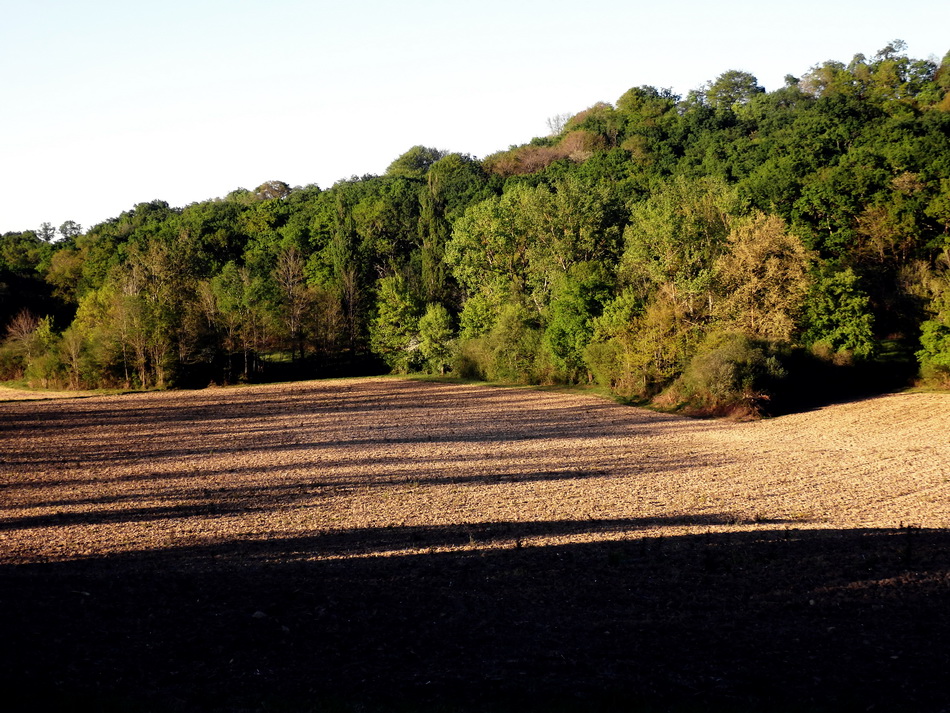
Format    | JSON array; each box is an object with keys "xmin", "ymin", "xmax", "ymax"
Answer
[{"xmin": 1, "ymin": 378, "xmax": 948, "ymax": 712}]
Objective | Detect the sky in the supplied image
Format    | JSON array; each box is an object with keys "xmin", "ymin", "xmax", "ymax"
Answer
[{"xmin": 2, "ymin": 0, "xmax": 949, "ymax": 234}]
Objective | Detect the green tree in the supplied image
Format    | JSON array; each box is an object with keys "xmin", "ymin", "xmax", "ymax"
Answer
[
  {"xmin": 0, "ymin": 311, "xmax": 61, "ymax": 386},
  {"xmin": 202, "ymin": 262, "xmax": 268, "ymax": 381},
  {"xmin": 59, "ymin": 323, "xmax": 87, "ymax": 389},
  {"xmin": 918, "ymin": 316, "xmax": 950, "ymax": 383},
  {"xmin": 370, "ymin": 272, "xmax": 422, "ymax": 373},
  {"xmin": 622, "ymin": 175, "xmax": 738, "ymax": 317},
  {"xmin": 44, "ymin": 248, "xmax": 84, "ymax": 302},
  {"xmin": 37, "ymin": 222, "xmax": 56, "ymax": 243},
  {"xmin": 802, "ymin": 268, "xmax": 876, "ymax": 359},
  {"xmin": 417, "ymin": 303, "xmax": 454, "ymax": 374},
  {"xmin": 58, "ymin": 220, "xmax": 82, "ymax": 243},
  {"xmin": 704, "ymin": 70, "xmax": 765, "ymax": 110},
  {"xmin": 448, "ymin": 178, "xmax": 622, "ymax": 325},
  {"xmin": 255, "ymin": 180, "xmax": 292, "ymax": 201},
  {"xmin": 420, "ymin": 153, "xmax": 489, "ymax": 303},
  {"xmin": 483, "ymin": 303, "xmax": 544, "ymax": 383},
  {"xmin": 386, "ymin": 146, "xmax": 448, "ymax": 179},
  {"xmin": 595, "ymin": 293, "xmax": 696, "ymax": 397},
  {"xmin": 67, "ymin": 283, "xmax": 128, "ymax": 387},
  {"xmin": 118, "ymin": 240, "xmax": 191, "ymax": 388},
  {"xmin": 916, "ymin": 256, "xmax": 950, "ymax": 383},
  {"xmin": 0, "ymin": 309, "xmax": 41, "ymax": 379},
  {"xmin": 272, "ymin": 245, "xmax": 315, "ymax": 361},
  {"xmin": 543, "ymin": 262, "xmax": 613, "ymax": 381},
  {"xmin": 583, "ymin": 290, "xmax": 644, "ymax": 392},
  {"xmin": 22, "ymin": 316, "xmax": 60, "ymax": 387},
  {"xmin": 0, "ymin": 230, "xmax": 46, "ymax": 275},
  {"xmin": 446, "ymin": 192, "xmax": 529, "ymax": 317}
]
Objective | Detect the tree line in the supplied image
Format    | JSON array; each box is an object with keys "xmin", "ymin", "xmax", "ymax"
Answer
[{"xmin": 3, "ymin": 41, "xmax": 950, "ymax": 414}]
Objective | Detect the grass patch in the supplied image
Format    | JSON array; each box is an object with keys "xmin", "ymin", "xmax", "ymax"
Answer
[{"xmin": 0, "ymin": 379, "xmax": 134, "ymax": 400}]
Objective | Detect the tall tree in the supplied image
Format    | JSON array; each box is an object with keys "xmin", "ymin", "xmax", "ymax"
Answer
[
  {"xmin": 704, "ymin": 70, "xmax": 765, "ymax": 110},
  {"xmin": 369, "ymin": 272, "xmax": 421, "ymax": 373},
  {"xmin": 714, "ymin": 213, "xmax": 812, "ymax": 341},
  {"xmin": 58, "ymin": 220, "xmax": 82, "ymax": 243},
  {"xmin": 273, "ymin": 245, "xmax": 314, "ymax": 361}
]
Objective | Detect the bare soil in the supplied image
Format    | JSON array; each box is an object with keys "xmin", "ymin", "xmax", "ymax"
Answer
[{"xmin": 1, "ymin": 378, "xmax": 948, "ymax": 712}]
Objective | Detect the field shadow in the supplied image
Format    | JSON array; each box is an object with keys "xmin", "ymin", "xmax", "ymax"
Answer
[
  {"xmin": 2, "ymin": 524, "xmax": 949, "ymax": 713},
  {"xmin": 0, "ymin": 383, "xmax": 721, "ymax": 514},
  {"xmin": 0, "ymin": 378, "xmax": 693, "ymax": 456},
  {"xmin": 0, "ymin": 439, "xmax": 723, "ymax": 520}
]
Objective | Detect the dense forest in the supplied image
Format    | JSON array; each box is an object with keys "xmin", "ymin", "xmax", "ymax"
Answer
[{"xmin": 3, "ymin": 42, "xmax": 950, "ymax": 414}]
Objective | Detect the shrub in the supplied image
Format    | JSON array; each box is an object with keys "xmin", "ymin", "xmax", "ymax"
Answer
[
  {"xmin": 666, "ymin": 331, "xmax": 787, "ymax": 417},
  {"xmin": 484, "ymin": 304, "xmax": 544, "ymax": 383},
  {"xmin": 584, "ymin": 339, "xmax": 622, "ymax": 389},
  {"xmin": 452, "ymin": 304, "xmax": 544, "ymax": 383},
  {"xmin": 452, "ymin": 338, "xmax": 491, "ymax": 380},
  {"xmin": 917, "ymin": 318, "xmax": 950, "ymax": 386},
  {"xmin": 25, "ymin": 350, "xmax": 64, "ymax": 389}
]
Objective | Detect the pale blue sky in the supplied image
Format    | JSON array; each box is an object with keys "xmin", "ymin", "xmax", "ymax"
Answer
[{"xmin": 2, "ymin": 0, "xmax": 948, "ymax": 233}]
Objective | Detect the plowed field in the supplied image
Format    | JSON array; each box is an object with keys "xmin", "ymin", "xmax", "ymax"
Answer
[{"xmin": 1, "ymin": 379, "xmax": 948, "ymax": 712}]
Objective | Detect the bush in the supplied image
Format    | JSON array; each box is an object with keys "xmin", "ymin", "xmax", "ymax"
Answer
[
  {"xmin": 452, "ymin": 338, "xmax": 491, "ymax": 380},
  {"xmin": 917, "ymin": 318, "xmax": 950, "ymax": 386},
  {"xmin": 452, "ymin": 305, "xmax": 545, "ymax": 383},
  {"xmin": 583, "ymin": 291, "xmax": 701, "ymax": 399},
  {"xmin": 0, "ymin": 340, "xmax": 25, "ymax": 380},
  {"xmin": 584, "ymin": 339, "xmax": 622, "ymax": 389},
  {"xmin": 665, "ymin": 332, "xmax": 787, "ymax": 417},
  {"xmin": 25, "ymin": 350, "xmax": 64, "ymax": 389}
]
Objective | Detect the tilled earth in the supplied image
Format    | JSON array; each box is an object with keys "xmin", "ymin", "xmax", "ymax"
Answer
[{"xmin": 1, "ymin": 378, "xmax": 948, "ymax": 712}]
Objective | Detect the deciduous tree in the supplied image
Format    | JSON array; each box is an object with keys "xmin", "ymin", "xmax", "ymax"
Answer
[{"xmin": 714, "ymin": 213, "xmax": 812, "ymax": 341}]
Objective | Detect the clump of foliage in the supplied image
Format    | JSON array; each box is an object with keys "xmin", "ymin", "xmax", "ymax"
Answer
[
  {"xmin": 916, "ymin": 255, "xmax": 950, "ymax": 386},
  {"xmin": 661, "ymin": 332, "xmax": 788, "ymax": 417}
]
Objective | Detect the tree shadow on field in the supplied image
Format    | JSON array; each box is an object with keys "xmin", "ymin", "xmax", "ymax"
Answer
[
  {"xmin": 2, "ymin": 524, "xmax": 950, "ymax": 713},
  {"xmin": 0, "ymin": 378, "xmax": 691, "ymax": 462}
]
